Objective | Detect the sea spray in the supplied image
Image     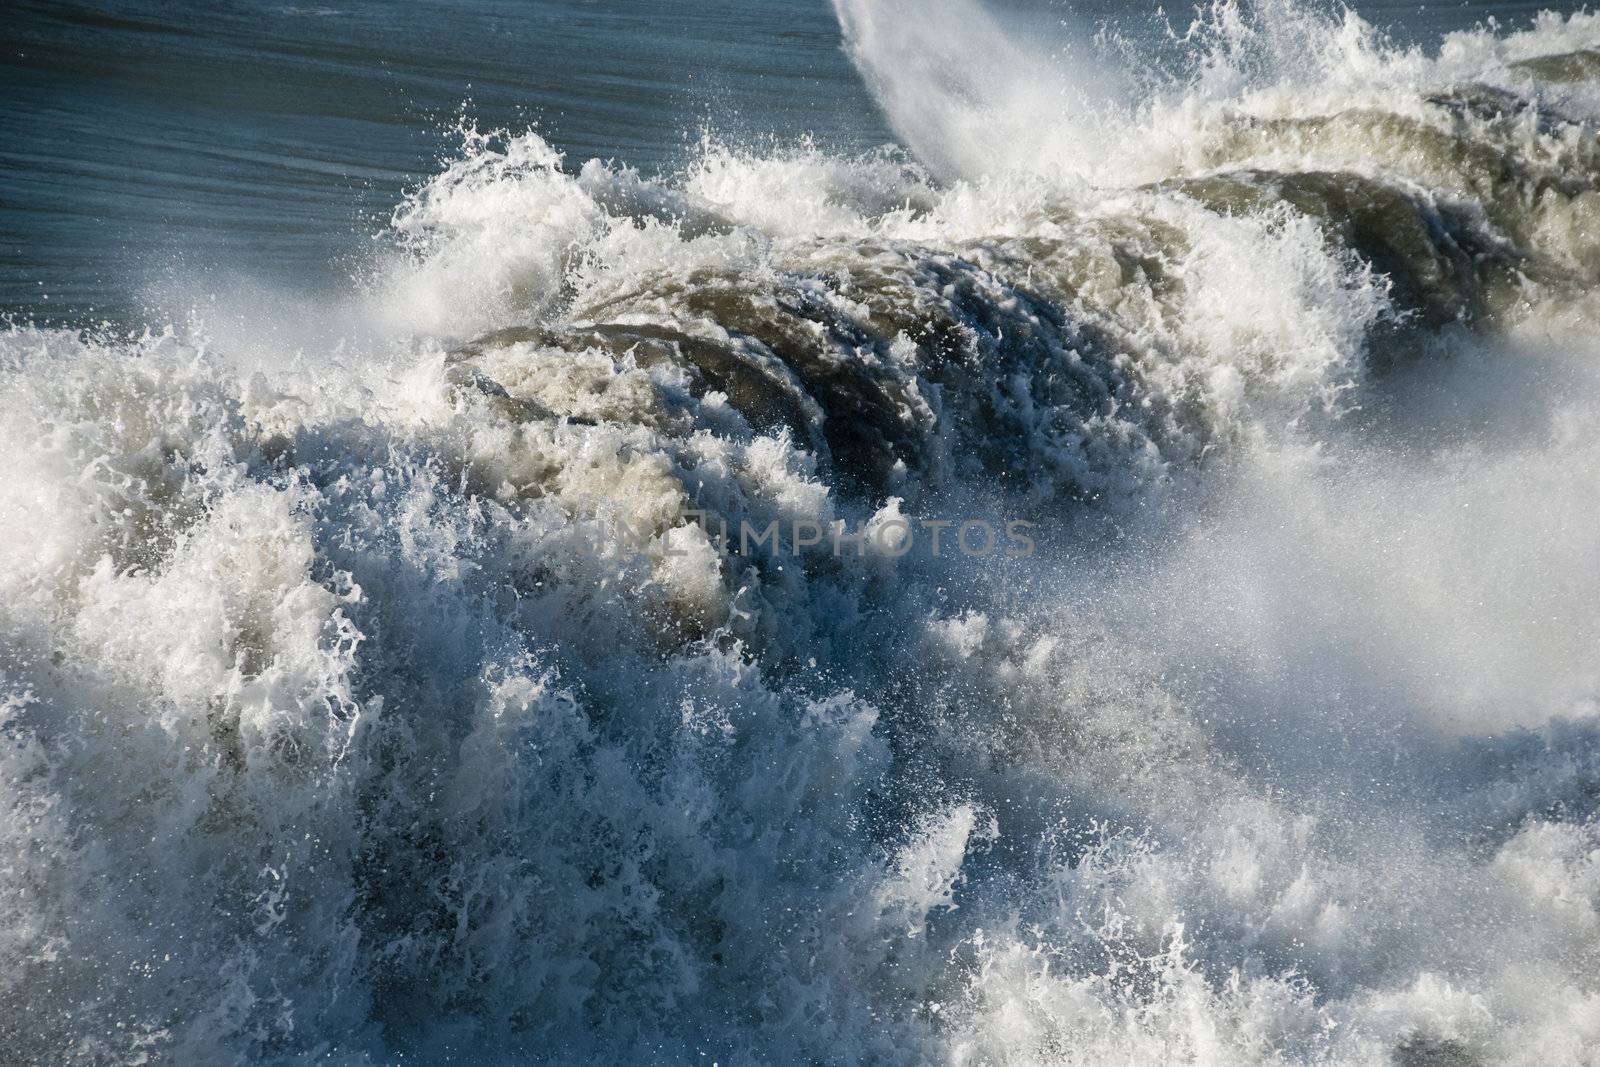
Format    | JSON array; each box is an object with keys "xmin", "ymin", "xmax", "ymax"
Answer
[{"xmin": 2, "ymin": 3, "xmax": 1600, "ymax": 1062}]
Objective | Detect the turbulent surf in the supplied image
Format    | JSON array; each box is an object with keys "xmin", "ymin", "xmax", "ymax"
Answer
[{"xmin": 4, "ymin": 2, "xmax": 1600, "ymax": 1062}]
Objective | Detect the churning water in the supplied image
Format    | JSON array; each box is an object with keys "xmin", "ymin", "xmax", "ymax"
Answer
[{"xmin": 4, "ymin": 0, "xmax": 1600, "ymax": 1062}]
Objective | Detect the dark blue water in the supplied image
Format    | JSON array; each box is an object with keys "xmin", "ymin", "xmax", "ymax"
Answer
[
  {"xmin": 0, "ymin": 0, "xmax": 887, "ymax": 324},
  {"xmin": 0, "ymin": 0, "xmax": 1572, "ymax": 323}
]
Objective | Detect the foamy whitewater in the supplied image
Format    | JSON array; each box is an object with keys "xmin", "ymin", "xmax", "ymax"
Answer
[{"xmin": 4, "ymin": 1, "xmax": 1600, "ymax": 1061}]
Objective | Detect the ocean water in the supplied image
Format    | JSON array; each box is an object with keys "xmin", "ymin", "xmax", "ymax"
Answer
[
  {"xmin": 4, "ymin": 0, "xmax": 1600, "ymax": 1063},
  {"xmin": 0, "ymin": 0, "xmax": 1562, "ymax": 322}
]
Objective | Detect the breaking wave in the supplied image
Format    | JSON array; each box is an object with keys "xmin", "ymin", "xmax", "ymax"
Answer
[{"xmin": 4, "ymin": 2, "xmax": 1600, "ymax": 1062}]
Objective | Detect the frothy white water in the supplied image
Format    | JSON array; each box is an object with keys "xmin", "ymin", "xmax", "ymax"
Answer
[
  {"xmin": 4, "ymin": 3, "xmax": 1600, "ymax": 1063},
  {"xmin": 830, "ymin": 0, "xmax": 1121, "ymax": 180}
]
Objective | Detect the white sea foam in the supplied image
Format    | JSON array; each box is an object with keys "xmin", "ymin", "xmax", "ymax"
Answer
[{"xmin": 3, "ymin": 2, "xmax": 1600, "ymax": 1062}]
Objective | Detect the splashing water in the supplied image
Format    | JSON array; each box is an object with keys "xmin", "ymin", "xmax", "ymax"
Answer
[{"xmin": 4, "ymin": 2, "xmax": 1600, "ymax": 1062}]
